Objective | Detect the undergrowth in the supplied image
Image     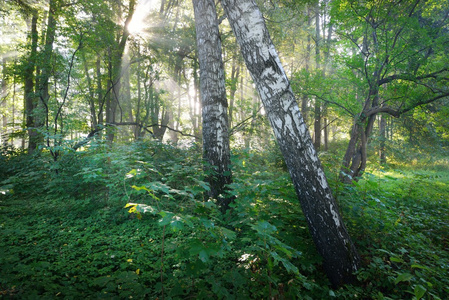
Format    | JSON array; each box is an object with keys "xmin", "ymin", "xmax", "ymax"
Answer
[{"xmin": 0, "ymin": 140, "xmax": 448, "ymax": 299}]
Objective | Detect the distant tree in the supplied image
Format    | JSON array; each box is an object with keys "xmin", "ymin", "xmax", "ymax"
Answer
[{"xmin": 13, "ymin": 1, "xmax": 40, "ymax": 152}]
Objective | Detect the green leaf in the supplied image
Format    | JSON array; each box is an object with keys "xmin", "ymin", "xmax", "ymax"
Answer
[
  {"xmin": 200, "ymin": 217, "xmax": 214, "ymax": 229},
  {"xmin": 136, "ymin": 204, "xmax": 158, "ymax": 215},
  {"xmin": 198, "ymin": 249, "xmax": 209, "ymax": 263},
  {"xmin": 253, "ymin": 220, "xmax": 277, "ymax": 235},
  {"xmin": 280, "ymin": 259, "xmax": 299, "ymax": 275},
  {"xmin": 131, "ymin": 185, "xmax": 151, "ymax": 193},
  {"xmin": 411, "ymin": 264, "xmax": 430, "ymax": 271},
  {"xmin": 148, "ymin": 181, "xmax": 171, "ymax": 194},
  {"xmin": 125, "ymin": 169, "xmax": 137, "ymax": 179},
  {"xmin": 158, "ymin": 212, "xmax": 174, "ymax": 226},
  {"xmin": 170, "ymin": 216, "xmax": 184, "ymax": 232},
  {"xmin": 394, "ymin": 272, "xmax": 413, "ymax": 284},
  {"xmin": 390, "ymin": 256, "xmax": 403, "ymax": 263},
  {"xmin": 414, "ymin": 284, "xmax": 426, "ymax": 300},
  {"xmin": 220, "ymin": 227, "xmax": 236, "ymax": 240}
]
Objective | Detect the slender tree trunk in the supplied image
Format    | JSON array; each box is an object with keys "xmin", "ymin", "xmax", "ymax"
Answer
[
  {"xmin": 12, "ymin": 60, "xmax": 17, "ymax": 146},
  {"xmin": 379, "ymin": 114, "xmax": 387, "ymax": 164},
  {"xmin": 193, "ymin": 0, "xmax": 233, "ymax": 211},
  {"xmin": 1, "ymin": 57, "xmax": 8, "ymax": 146},
  {"xmin": 24, "ymin": 11, "xmax": 39, "ymax": 153},
  {"xmin": 313, "ymin": 3, "xmax": 321, "ymax": 151},
  {"xmin": 189, "ymin": 55, "xmax": 201, "ymax": 140},
  {"xmin": 323, "ymin": 114, "xmax": 329, "ymax": 151},
  {"xmin": 220, "ymin": 0, "xmax": 360, "ymax": 286},
  {"xmin": 96, "ymin": 55, "xmax": 104, "ymax": 126},
  {"xmin": 301, "ymin": 6, "xmax": 312, "ymax": 124},
  {"xmin": 228, "ymin": 50, "xmax": 240, "ymax": 128},
  {"xmin": 105, "ymin": 0, "xmax": 136, "ymax": 142},
  {"xmin": 81, "ymin": 52, "xmax": 98, "ymax": 130},
  {"xmin": 135, "ymin": 46, "xmax": 142, "ymax": 140}
]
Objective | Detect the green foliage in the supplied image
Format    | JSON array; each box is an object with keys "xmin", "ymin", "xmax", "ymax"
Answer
[
  {"xmin": 1, "ymin": 141, "xmax": 448, "ymax": 299},
  {"xmin": 336, "ymin": 165, "xmax": 449, "ymax": 299}
]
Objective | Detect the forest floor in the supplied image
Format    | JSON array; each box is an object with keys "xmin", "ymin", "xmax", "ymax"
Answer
[{"xmin": 0, "ymin": 143, "xmax": 448, "ymax": 299}]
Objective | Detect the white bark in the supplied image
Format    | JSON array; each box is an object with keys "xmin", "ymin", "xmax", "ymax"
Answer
[
  {"xmin": 220, "ymin": 0, "xmax": 360, "ymax": 286},
  {"xmin": 193, "ymin": 0, "xmax": 232, "ymax": 209}
]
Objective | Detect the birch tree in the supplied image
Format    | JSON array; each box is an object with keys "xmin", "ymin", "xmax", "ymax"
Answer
[
  {"xmin": 193, "ymin": 0, "xmax": 233, "ymax": 210},
  {"xmin": 219, "ymin": 0, "xmax": 360, "ymax": 286}
]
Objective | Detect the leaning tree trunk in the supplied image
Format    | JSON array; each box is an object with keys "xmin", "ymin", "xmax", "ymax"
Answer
[
  {"xmin": 193, "ymin": 0, "xmax": 233, "ymax": 211},
  {"xmin": 220, "ymin": 0, "xmax": 360, "ymax": 286}
]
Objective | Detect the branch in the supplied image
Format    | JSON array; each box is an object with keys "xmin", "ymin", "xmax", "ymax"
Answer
[
  {"xmin": 321, "ymin": 118, "xmax": 339, "ymax": 131},
  {"xmin": 55, "ymin": 34, "xmax": 83, "ymax": 134},
  {"xmin": 379, "ymin": 67, "xmax": 449, "ymax": 86},
  {"xmin": 365, "ymin": 92, "xmax": 449, "ymax": 118},
  {"xmin": 308, "ymin": 92, "xmax": 355, "ymax": 117},
  {"xmin": 229, "ymin": 106, "xmax": 263, "ymax": 135},
  {"xmin": 72, "ymin": 122, "xmax": 197, "ymax": 151},
  {"xmin": 146, "ymin": 123, "xmax": 198, "ymax": 138}
]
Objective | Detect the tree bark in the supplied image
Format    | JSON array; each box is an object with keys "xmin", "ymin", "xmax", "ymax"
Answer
[
  {"xmin": 1, "ymin": 57, "xmax": 8, "ymax": 146},
  {"xmin": 106, "ymin": 0, "xmax": 136, "ymax": 142},
  {"xmin": 81, "ymin": 52, "xmax": 98, "ymax": 130},
  {"xmin": 301, "ymin": 6, "xmax": 312, "ymax": 124},
  {"xmin": 220, "ymin": 0, "xmax": 360, "ymax": 286},
  {"xmin": 24, "ymin": 11, "xmax": 39, "ymax": 153},
  {"xmin": 313, "ymin": 3, "xmax": 321, "ymax": 151},
  {"xmin": 193, "ymin": 0, "xmax": 233, "ymax": 211},
  {"xmin": 379, "ymin": 114, "xmax": 387, "ymax": 165}
]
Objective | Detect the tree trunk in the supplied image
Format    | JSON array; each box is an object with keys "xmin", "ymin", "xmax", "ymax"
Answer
[
  {"xmin": 220, "ymin": 0, "xmax": 360, "ymax": 286},
  {"xmin": 135, "ymin": 45, "xmax": 142, "ymax": 140},
  {"xmin": 81, "ymin": 52, "xmax": 98, "ymax": 130},
  {"xmin": 340, "ymin": 87, "xmax": 379, "ymax": 183},
  {"xmin": 313, "ymin": 3, "xmax": 321, "ymax": 151},
  {"xmin": 106, "ymin": 0, "xmax": 136, "ymax": 142},
  {"xmin": 96, "ymin": 55, "xmax": 104, "ymax": 125},
  {"xmin": 1, "ymin": 57, "xmax": 8, "ymax": 146},
  {"xmin": 193, "ymin": 0, "xmax": 233, "ymax": 211},
  {"xmin": 24, "ymin": 11, "xmax": 39, "ymax": 153},
  {"xmin": 189, "ymin": 55, "xmax": 201, "ymax": 140},
  {"xmin": 301, "ymin": 6, "xmax": 312, "ymax": 124},
  {"xmin": 379, "ymin": 114, "xmax": 387, "ymax": 164},
  {"xmin": 228, "ymin": 49, "xmax": 240, "ymax": 128}
]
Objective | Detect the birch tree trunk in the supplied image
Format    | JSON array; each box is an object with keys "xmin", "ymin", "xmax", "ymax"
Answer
[
  {"xmin": 193, "ymin": 0, "xmax": 233, "ymax": 211},
  {"xmin": 220, "ymin": 0, "xmax": 360, "ymax": 286}
]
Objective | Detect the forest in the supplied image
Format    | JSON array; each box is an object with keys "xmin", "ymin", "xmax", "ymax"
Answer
[{"xmin": 0, "ymin": 0, "xmax": 448, "ymax": 298}]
